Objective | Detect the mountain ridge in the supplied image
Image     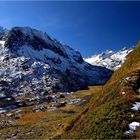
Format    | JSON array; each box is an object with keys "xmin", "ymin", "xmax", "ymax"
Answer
[
  {"xmin": 85, "ymin": 47, "xmax": 133, "ymax": 71},
  {"xmin": 0, "ymin": 26, "xmax": 112, "ymax": 99}
]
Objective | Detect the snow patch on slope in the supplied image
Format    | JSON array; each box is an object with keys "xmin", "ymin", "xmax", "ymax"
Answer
[
  {"xmin": 125, "ymin": 122, "xmax": 140, "ymax": 134},
  {"xmin": 131, "ymin": 102, "xmax": 140, "ymax": 111}
]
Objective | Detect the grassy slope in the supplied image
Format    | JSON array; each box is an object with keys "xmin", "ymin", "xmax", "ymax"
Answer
[
  {"xmin": 0, "ymin": 88, "xmax": 93, "ymax": 139},
  {"xmin": 60, "ymin": 41, "xmax": 140, "ymax": 139}
]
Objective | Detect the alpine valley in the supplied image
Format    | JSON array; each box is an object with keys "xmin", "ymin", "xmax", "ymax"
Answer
[{"xmin": 0, "ymin": 26, "xmax": 139, "ymax": 139}]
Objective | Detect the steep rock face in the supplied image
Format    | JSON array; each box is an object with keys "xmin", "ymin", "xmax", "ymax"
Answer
[
  {"xmin": 0, "ymin": 26, "xmax": 112, "ymax": 97},
  {"xmin": 85, "ymin": 48, "xmax": 133, "ymax": 71}
]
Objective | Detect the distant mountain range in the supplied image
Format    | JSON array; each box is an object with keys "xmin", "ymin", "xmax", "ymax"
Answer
[{"xmin": 85, "ymin": 48, "xmax": 133, "ymax": 71}]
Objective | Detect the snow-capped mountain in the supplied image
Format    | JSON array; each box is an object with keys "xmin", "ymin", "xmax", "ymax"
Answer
[
  {"xmin": 85, "ymin": 48, "xmax": 133, "ymax": 71},
  {"xmin": 0, "ymin": 26, "xmax": 8, "ymax": 40},
  {"xmin": 0, "ymin": 26, "xmax": 112, "ymax": 98}
]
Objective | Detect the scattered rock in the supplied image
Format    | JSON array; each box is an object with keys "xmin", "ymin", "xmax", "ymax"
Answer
[
  {"xmin": 55, "ymin": 102, "xmax": 67, "ymax": 108},
  {"xmin": 0, "ymin": 120, "xmax": 14, "ymax": 128},
  {"xmin": 67, "ymin": 99, "xmax": 81, "ymax": 105}
]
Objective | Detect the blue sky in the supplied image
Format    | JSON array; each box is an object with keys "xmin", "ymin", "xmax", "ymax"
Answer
[{"xmin": 0, "ymin": 1, "xmax": 140, "ymax": 57}]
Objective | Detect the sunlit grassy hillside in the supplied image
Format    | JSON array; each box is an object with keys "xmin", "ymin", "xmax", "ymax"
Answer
[{"xmin": 60, "ymin": 41, "xmax": 140, "ymax": 139}]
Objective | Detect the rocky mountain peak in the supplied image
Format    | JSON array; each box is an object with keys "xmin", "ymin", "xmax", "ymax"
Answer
[
  {"xmin": 0, "ymin": 26, "xmax": 112, "ymax": 98},
  {"xmin": 85, "ymin": 48, "xmax": 133, "ymax": 71},
  {"xmin": 4, "ymin": 27, "xmax": 83, "ymax": 64}
]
